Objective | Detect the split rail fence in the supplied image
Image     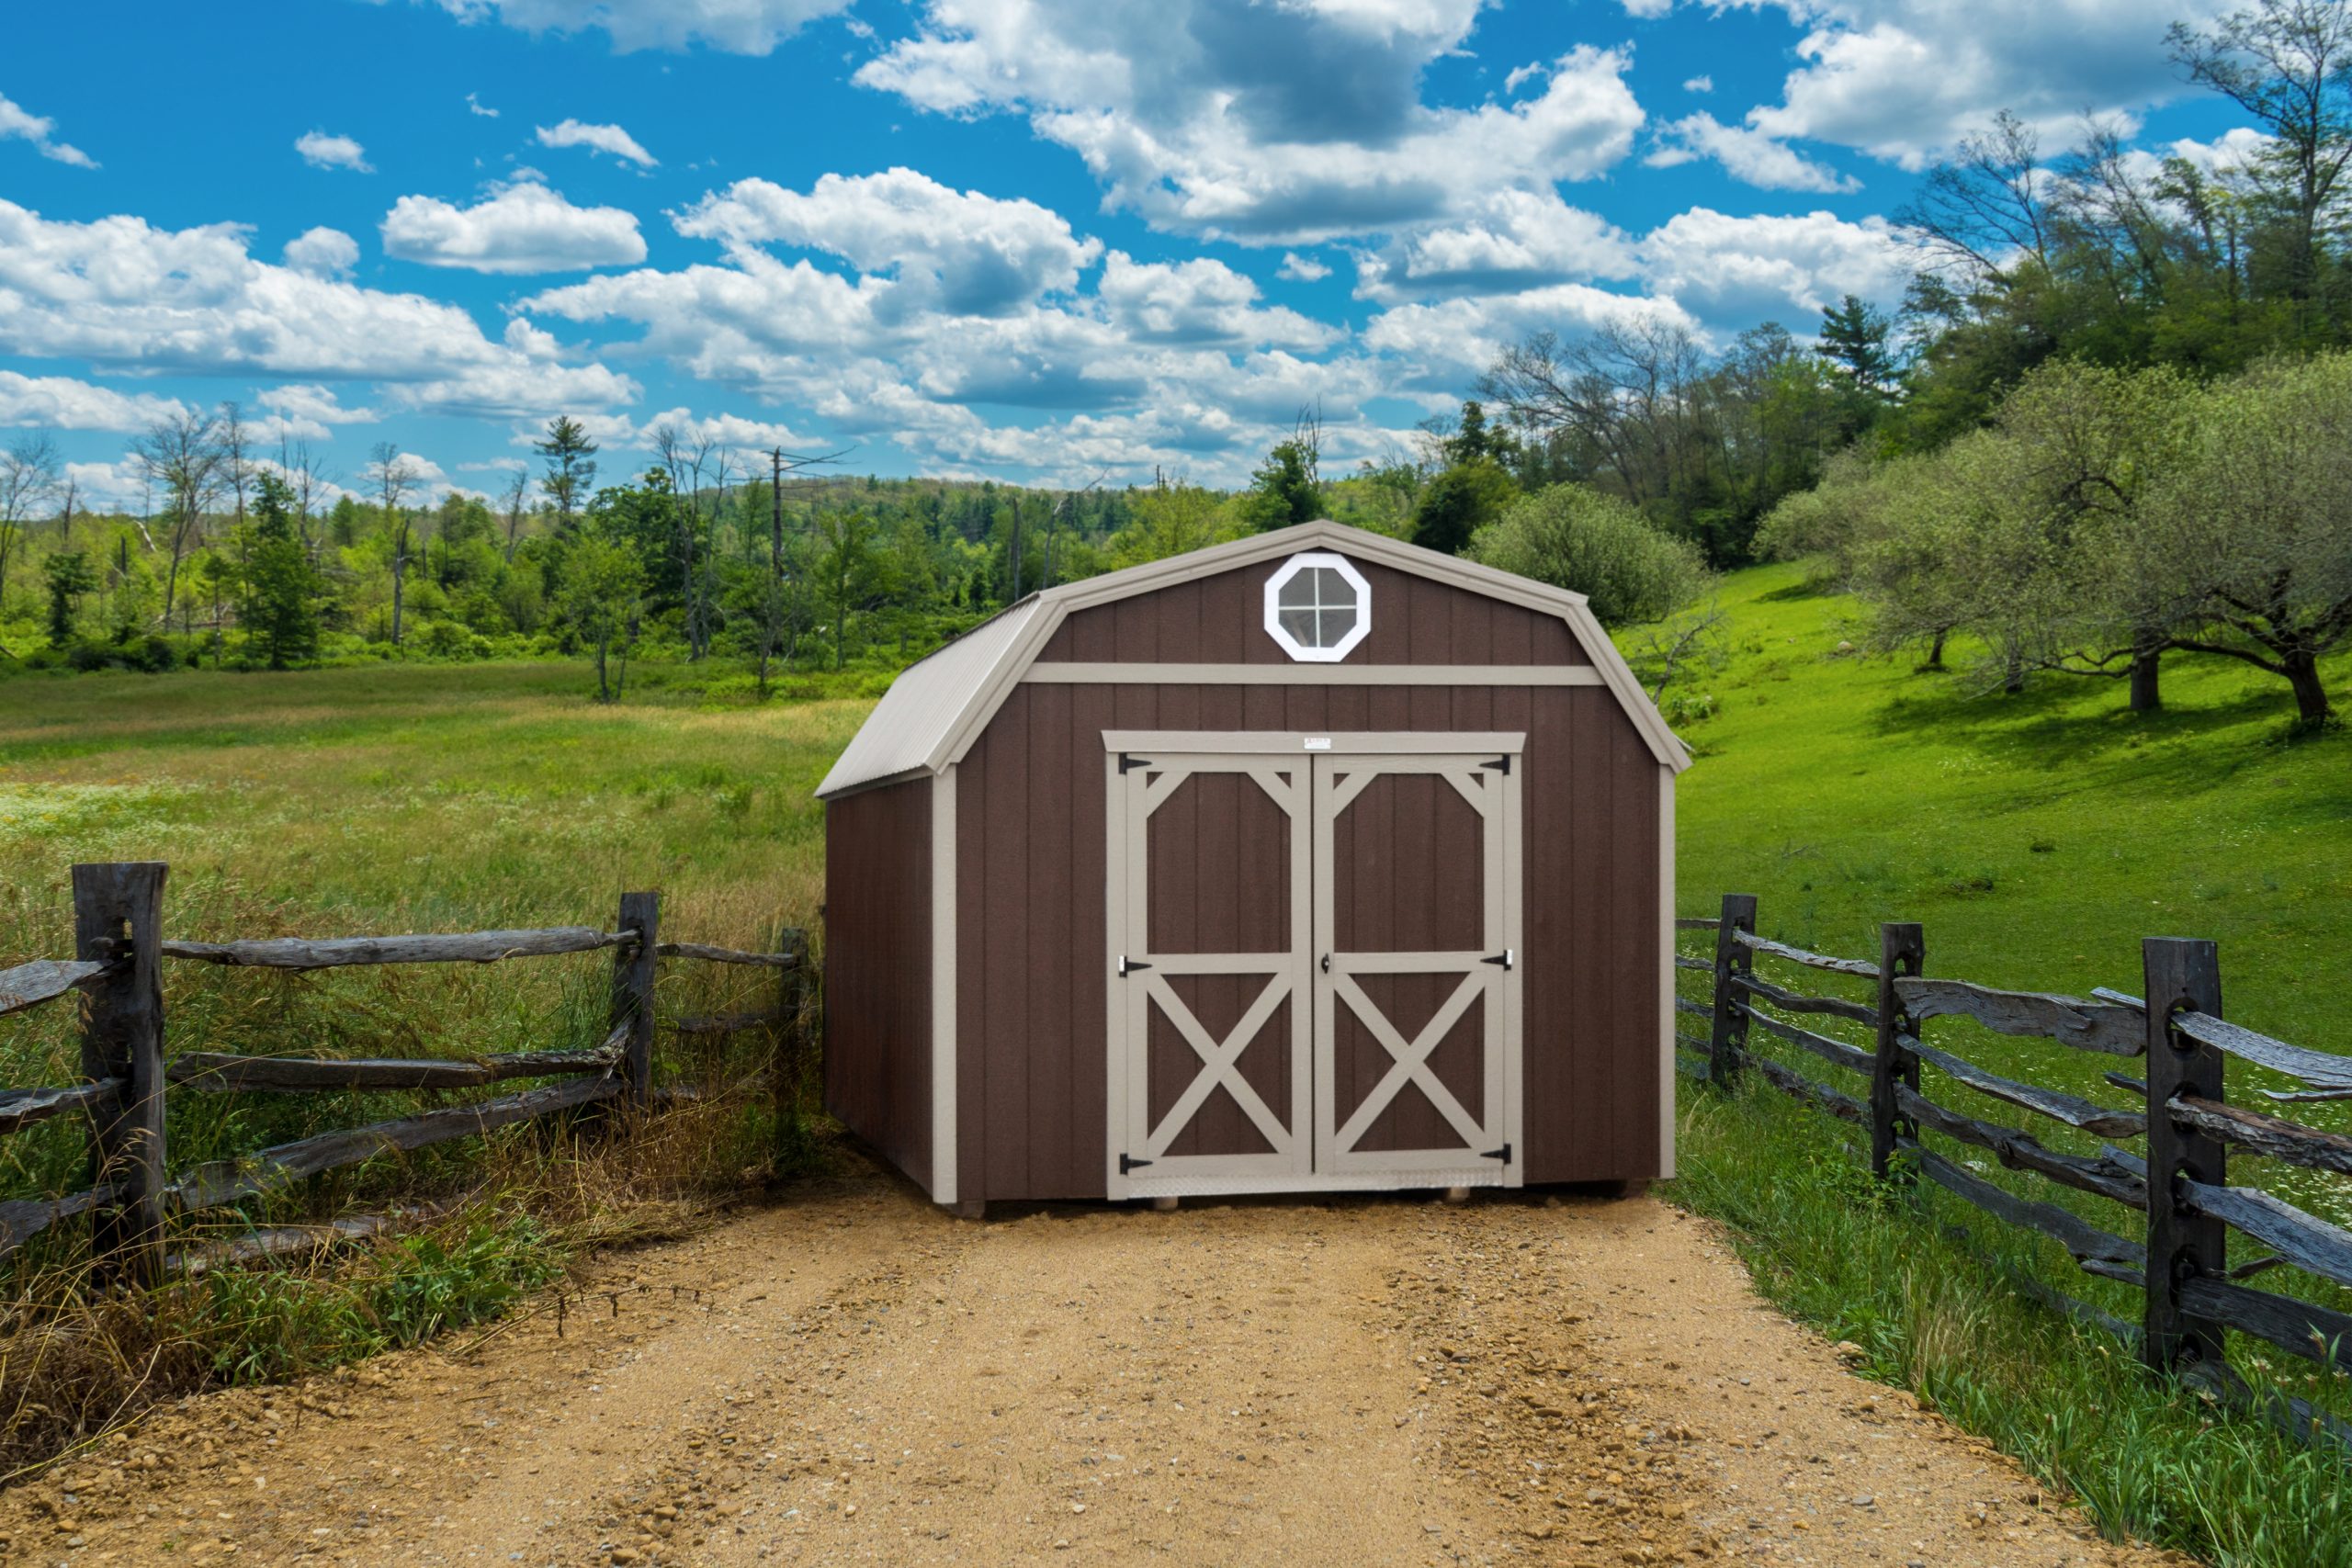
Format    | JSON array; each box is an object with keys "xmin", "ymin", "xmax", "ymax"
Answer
[
  {"xmin": 1677, "ymin": 892, "xmax": 2352, "ymax": 1456},
  {"xmin": 0, "ymin": 862, "xmax": 808, "ymax": 1285}
]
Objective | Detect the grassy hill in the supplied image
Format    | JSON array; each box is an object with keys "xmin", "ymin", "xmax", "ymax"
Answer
[
  {"xmin": 1657, "ymin": 562, "xmax": 2352, "ymax": 1568},
  {"xmin": 1669, "ymin": 560, "xmax": 2352, "ymax": 1051}
]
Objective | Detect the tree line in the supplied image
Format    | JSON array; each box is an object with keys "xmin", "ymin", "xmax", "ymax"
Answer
[{"xmin": 4, "ymin": 0, "xmax": 2346, "ymax": 727}]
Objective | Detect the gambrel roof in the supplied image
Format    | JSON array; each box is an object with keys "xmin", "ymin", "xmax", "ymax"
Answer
[{"xmin": 816, "ymin": 519, "xmax": 1692, "ymax": 798}]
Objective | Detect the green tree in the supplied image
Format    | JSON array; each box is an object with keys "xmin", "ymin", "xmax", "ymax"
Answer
[
  {"xmin": 43, "ymin": 550, "xmax": 97, "ymax": 645},
  {"xmin": 2135, "ymin": 352, "xmax": 2352, "ymax": 727},
  {"xmin": 1467, "ymin": 484, "xmax": 1713, "ymax": 626},
  {"xmin": 813, "ymin": 509, "xmax": 881, "ymax": 670},
  {"xmin": 1240, "ymin": 416, "xmax": 1328, "ymax": 531},
  {"xmin": 1818, "ymin": 294, "xmax": 1898, "ymax": 397},
  {"xmin": 536, "ymin": 415, "xmax": 600, "ymax": 534},
  {"xmin": 1107, "ymin": 479, "xmax": 1234, "ymax": 565},
  {"xmin": 1410, "ymin": 457, "xmax": 1517, "ymax": 556},
  {"xmin": 556, "ymin": 535, "xmax": 644, "ymax": 702},
  {"xmin": 241, "ymin": 473, "xmax": 322, "ymax": 669}
]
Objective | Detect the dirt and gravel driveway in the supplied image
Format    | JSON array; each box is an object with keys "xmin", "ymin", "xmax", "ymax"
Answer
[{"xmin": 1, "ymin": 1157, "xmax": 2192, "ymax": 1568}]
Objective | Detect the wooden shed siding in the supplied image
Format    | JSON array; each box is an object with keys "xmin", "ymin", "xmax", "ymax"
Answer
[
  {"xmin": 955, "ymin": 679, "xmax": 1662, "ymax": 1203},
  {"xmin": 1037, "ymin": 555, "xmax": 1589, "ymax": 667},
  {"xmin": 823, "ymin": 776, "xmax": 933, "ymax": 1194}
]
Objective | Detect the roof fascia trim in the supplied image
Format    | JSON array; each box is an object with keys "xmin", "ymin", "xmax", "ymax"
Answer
[{"xmin": 922, "ymin": 520, "xmax": 1690, "ymax": 775}]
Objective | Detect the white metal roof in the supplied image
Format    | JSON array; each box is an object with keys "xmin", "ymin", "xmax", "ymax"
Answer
[
  {"xmin": 815, "ymin": 520, "xmax": 1690, "ymax": 798},
  {"xmin": 815, "ymin": 596, "xmax": 1047, "ymax": 797}
]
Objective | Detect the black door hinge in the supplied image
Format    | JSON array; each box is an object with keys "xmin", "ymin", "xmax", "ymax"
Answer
[
  {"xmin": 1481, "ymin": 755, "xmax": 1511, "ymax": 773},
  {"xmin": 1117, "ymin": 955, "xmax": 1152, "ymax": 977},
  {"xmin": 1482, "ymin": 949, "xmax": 1513, "ymax": 969},
  {"xmin": 1119, "ymin": 753, "xmax": 1154, "ymax": 773},
  {"xmin": 1120, "ymin": 1153, "xmax": 1154, "ymax": 1174},
  {"xmin": 1482, "ymin": 1143, "xmax": 1512, "ymax": 1164}
]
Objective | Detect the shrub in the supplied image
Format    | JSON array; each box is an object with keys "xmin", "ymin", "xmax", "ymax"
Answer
[{"xmin": 1469, "ymin": 483, "xmax": 1714, "ymax": 625}]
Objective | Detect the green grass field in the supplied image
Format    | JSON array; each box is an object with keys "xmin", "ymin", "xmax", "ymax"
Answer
[
  {"xmin": 1671, "ymin": 562, "xmax": 2352, "ymax": 1043},
  {"xmin": 1, "ymin": 570, "xmax": 2347, "ymax": 1554},
  {"xmin": 1656, "ymin": 562, "xmax": 2352, "ymax": 1568},
  {"xmin": 0, "ymin": 660, "xmax": 876, "ymax": 1192}
]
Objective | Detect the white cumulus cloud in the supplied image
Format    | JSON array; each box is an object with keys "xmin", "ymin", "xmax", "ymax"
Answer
[
  {"xmin": 535, "ymin": 118, "xmax": 657, "ymax": 167},
  {"xmin": 381, "ymin": 183, "xmax": 647, "ymax": 274},
  {"xmin": 416, "ymin": 0, "xmax": 854, "ymax": 55},
  {"xmin": 1646, "ymin": 112, "xmax": 1859, "ymax": 193},
  {"xmin": 0, "ymin": 371, "xmax": 187, "ymax": 433},
  {"xmin": 0, "ymin": 92, "xmax": 96, "ymax": 168},
  {"xmin": 1637, "ymin": 207, "xmax": 1915, "ymax": 318},
  {"xmin": 296, "ymin": 130, "xmax": 373, "ymax": 173},
  {"xmin": 1278, "ymin": 253, "xmax": 1332, "ymax": 282},
  {"xmin": 675, "ymin": 168, "xmax": 1100, "ymax": 313},
  {"xmin": 854, "ymin": 4, "xmax": 1644, "ymax": 244},
  {"xmin": 0, "ymin": 198, "xmax": 636, "ymax": 417},
  {"xmin": 1728, "ymin": 0, "xmax": 2230, "ymax": 171},
  {"xmin": 283, "ymin": 226, "xmax": 361, "ymax": 278}
]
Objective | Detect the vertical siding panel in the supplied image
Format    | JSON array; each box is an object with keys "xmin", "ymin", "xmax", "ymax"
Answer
[
  {"xmin": 1452, "ymin": 592, "xmax": 1495, "ymax": 665},
  {"xmin": 1521, "ymin": 687, "xmax": 1574, "ymax": 1181},
  {"xmin": 1028, "ymin": 679, "xmax": 1076, "ymax": 1195},
  {"xmin": 1242, "ymin": 682, "xmax": 1287, "ymax": 732},
  {"xmin": 822, "ymin": 777, "xmax": 933, "ymax": 1192},
  {"xmin": 983, "ymin": 690, "xmax": 1033, "ymax": 1201},
  {"xmin": 957, "ymin": 747, "xmax": 988, "ymax": 1202},
  {"xmin": 1327, "ymin": 682, "xmax": 1369, "ymax": 732},
  {"xmin": 1407, "ymin": 575, "xmax": 1449, "ymax": 664}
]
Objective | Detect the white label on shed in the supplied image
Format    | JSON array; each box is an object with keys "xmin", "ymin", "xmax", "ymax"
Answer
[{"xmin": 1303, "ymin": 737, "xmax": 1333, "ymax": 750}]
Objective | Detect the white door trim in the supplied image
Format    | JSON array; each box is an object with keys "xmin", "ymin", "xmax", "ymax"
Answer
[
  {"xmin": 1104, "ymin": 730, "xmax": 1526, "ymax": 756},
  {"xmin": 1104, "ymin": 734, "xmax": 1524, "ymax": 1199}
]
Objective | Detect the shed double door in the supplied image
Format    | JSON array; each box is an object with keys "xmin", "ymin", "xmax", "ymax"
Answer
[{"xmin": 1105, "ymin": 735, "xmax": 1523, "ymax": 1198}]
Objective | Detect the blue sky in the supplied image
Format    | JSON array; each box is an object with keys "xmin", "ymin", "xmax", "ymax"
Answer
[{"xmin": 0, "ymin": 0, "xmax": 2256, "ymax": 506}]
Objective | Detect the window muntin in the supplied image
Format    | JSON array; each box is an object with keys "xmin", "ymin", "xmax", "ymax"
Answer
[{"xmin": 1263, "ymin": 551, "xmax": 1372, "ymax": 661}]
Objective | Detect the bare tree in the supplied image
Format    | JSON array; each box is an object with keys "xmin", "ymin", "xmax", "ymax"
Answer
[
  {"xmin": 1894, "ymin": 111, "xmax": 2058, "ymax": 287},
  {"xmin": 132, "ymin": 410, "xmax": 223, "ymax": 629},
  {"xmin": 0, "ymin": 434, "xmax": 61, "ymax": 615},
  {"xmin": 2170, "ymin": 0, "xmax": 2352, "ymax": 322},
  {"xmin": 752, "ymin": 444, "xmax": 851, "ymax": 696},
  {"xmin": 499, "ymin": 467, "xmax": 532, "ymax": 563},
  {"xmin": 218, "ymin": 400, "xmax": 253, "ymax": 530},
  {"xmin": 1479, "ymin": 316, "xmax": 1712, "ymax": 510},
  {"xmin": 366, "ymin": 441, "xmax": 421, "ymax": 649}
]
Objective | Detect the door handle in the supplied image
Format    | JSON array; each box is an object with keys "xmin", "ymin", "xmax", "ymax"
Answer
[{"xmin": 1320, "ymin": 953, "xmax": 1330, "ymax": 974}]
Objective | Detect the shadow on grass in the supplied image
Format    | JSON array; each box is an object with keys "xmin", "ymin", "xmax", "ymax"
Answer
[{"xmin": 1755, "ymin": 573, "xmax": 1847, "ymax": 604}]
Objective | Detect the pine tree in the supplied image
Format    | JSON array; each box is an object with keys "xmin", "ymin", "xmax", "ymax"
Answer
[
  {"xmin": 536, "ymin": 415, "xmax": 600, "ymax": 534},
  {"xmin": 242, "ymin": 474, "xmax": 321, "ymax": 668},
  {"xmin": 1818, "ymin": 295, "xmax": 1896, "ymax": 397}
]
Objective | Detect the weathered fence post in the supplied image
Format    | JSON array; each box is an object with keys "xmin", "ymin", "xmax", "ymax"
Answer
[
  {"xmin": 1871, "ymin": 922, "xmax": 1925, "ymax": 1183},
  {"xmin": 2141, "ymin": 937, "xmax": 2226, "ymax": 1373},
  {"xmin": 1708, "ymin": 893, "xmax": 1758, "ymax": 1087},
  {"xmin": 774, "ymin": 923, "xmax": 808, "ymax": 1145},
  {"xmin": 74, "ymin": 862, "xmax": 167, "ymax": 1286},
  {"xmin": 613, "ymin": 892, "xmax": 660, "ymax": 1108}
]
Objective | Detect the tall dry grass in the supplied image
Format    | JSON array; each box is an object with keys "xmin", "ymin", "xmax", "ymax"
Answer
[{"xmin": 0, "ymin": 660, "xmax": 867, "ymax": 1471}]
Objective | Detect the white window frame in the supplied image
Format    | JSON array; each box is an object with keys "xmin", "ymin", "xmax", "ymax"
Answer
[{"xmin": 1262, "ymin": 551, "xmax": 1373, "ymax": 663}]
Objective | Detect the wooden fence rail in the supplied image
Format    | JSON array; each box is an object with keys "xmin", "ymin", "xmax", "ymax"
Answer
[
  {"xmin": 0, "ymin": 862, "xmax": 811, "ymax": 1284},
  {"xmin": 1683, "ymin": 891, "xmax": 2352, "ymax": 1457}
]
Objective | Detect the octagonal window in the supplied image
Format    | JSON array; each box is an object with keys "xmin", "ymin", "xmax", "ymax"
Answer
[{"xmin": 1263, "ymin": 550, "xmax": 1371, "ymax": 662}]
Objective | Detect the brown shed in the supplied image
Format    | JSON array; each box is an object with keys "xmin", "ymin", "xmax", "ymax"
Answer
[{"xmin": 818, "ymin": 520, "xmax": 1690, "ymax": 1212}]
